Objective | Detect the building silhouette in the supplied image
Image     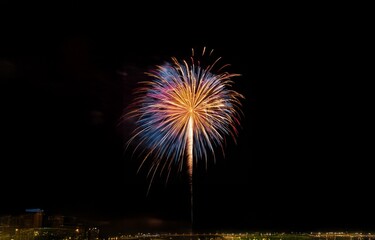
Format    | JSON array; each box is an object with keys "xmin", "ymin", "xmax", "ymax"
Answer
[{"xmin": 0, "ymin": 209, "xmax": 100, "ymax": 240}]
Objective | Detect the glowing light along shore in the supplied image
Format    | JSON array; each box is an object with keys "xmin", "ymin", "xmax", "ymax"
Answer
[{"xmin": 124, "ymin": 47, "xmax": 245, "ymax": 225}]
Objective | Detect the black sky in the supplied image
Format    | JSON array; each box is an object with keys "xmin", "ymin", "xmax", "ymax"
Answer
[{"xmin": 0, "ymin": 1, "xmax": 371, "ymax": 234}]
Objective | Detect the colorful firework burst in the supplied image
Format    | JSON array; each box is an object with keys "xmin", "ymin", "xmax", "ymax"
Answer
[{"xmin": 124, "ymin": 47, "xmax": 244, "ymax": 192}]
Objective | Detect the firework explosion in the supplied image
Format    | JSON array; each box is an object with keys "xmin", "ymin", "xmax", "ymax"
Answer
[{"xmin": 123, "ymin": 47, "xmax": 244, "ymax": 223}]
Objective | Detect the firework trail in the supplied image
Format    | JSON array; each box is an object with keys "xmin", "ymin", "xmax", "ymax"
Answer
[{"xmin": 123, "ymin": 47, "xmax": 244, "ymax": 226}]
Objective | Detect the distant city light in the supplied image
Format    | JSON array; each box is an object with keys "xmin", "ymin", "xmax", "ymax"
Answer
[{"xmin": 25, "ymin": 208, "xmax": 44, "ymax": 213}]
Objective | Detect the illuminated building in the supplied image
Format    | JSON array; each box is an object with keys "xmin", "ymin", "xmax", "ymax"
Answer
[{"xmin": 0, "ymin": 209, "xmax": 100, "ymax": 240}]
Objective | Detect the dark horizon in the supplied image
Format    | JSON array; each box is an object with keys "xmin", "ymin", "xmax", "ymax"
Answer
[{"xmin": 0, "ymin": 1, "xmax": 370, "ymax": 235}]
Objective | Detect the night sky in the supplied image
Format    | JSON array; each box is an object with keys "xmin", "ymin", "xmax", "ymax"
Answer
[{"xmin": 0, "ymin": 1, "xmax": 371, "ymax": 235}]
